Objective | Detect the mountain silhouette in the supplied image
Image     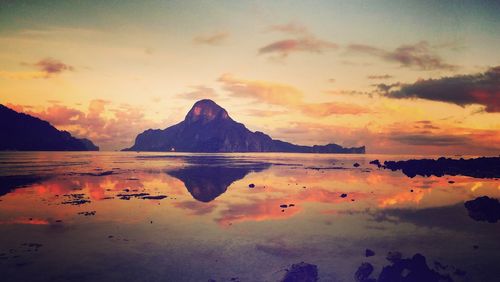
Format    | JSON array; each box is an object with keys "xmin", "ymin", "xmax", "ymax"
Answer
[
  {"xmin": 0, "ymin": 104, "xmax": 99, "ymax": 151},
  {"xmin": 165, "ymin": 156, "xmax": 271, "ymax": 202},
  {"xmin": 124, "ymin": 99, "xmax": 365, "ymax": 153}
]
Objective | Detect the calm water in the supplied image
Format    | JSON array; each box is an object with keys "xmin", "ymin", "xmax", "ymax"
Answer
[{"xmin": 0, "ymin": 152, "xmax": 498, "ymax": 282}]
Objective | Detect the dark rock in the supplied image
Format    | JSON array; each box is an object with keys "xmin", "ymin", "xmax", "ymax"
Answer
[
  {"xmin": 61, "ymin": 193, "xmax": 91, "ymax": 205},
  {"xmin": 281, "ymin": 262, "xmax": 318, "ymax": 282},
  {"xmin": 117, "ymin": 193, "xmax": 150, "ymax": 200},
  {"xmin": 454, "ymin": 269, "xmax": 466, "ymax": 276},
  {"xmin": 248, "ymin": 183, "xmax": 255, "ymax": 188},
  {"xmin": 0, "ymin": 104, "xmax": 98, "ymax": 151},
  {"xmin": 62, "ymin": 199, "xmax": 90, "ymax": 205},
  {"xmin": 464, "ymin": 196, "xmax": 500, "ymax": 223},
  {"xmin": 78, "ymin": 211, "xmax": 96, "ymax": 216},
  {"xmin": 340, "ymin": 193, "xmax": 348, "ymax": 198},
  {"xmin": 355, "ymin": 262, "xmax": 376, "ymax": 282},
  {"xmin": 81, "ymin": 171, "xmax": 114, "ymax": 176},
  {"xmin": 141, "ymin": 195, "xmax": 167, "ymax": 200},
  {"xmin": 378, "ymin": 253, "xmax": 453, "ymax": 282},
  {"xmin": 123, "ymin": 99, "xmax": 364, "ymax": 153},
  {"xmin": 381, "ymin": 157, "xmax": 500, "ymax": 179},
  {"xmin": 386, "ymin": 251, "xmax": 402, "ymax": 262},
  {"xmin": 280, "ymin": 204, "xmax": 288, "ymax": 208},
  {"xmin": 353, "ymin": 162, "xmax": 360, "ymax": 167},
  {"xmin": 369, "ymin": 160, "xmax": 382, "ymax": 168},
  {"xmin": 365, "ymin": 249, "xmax": 375, "ymax": 257}
]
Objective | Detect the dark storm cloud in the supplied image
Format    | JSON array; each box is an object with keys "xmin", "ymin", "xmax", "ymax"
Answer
[{"xmin": 378, "ymin": 66, "xmax": 500, "ymax": 112}]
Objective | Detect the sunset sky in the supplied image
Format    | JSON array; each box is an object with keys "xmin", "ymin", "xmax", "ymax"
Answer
[{"xmin": 0, "ymin": 0, "xmax": 499, "ymax": 154}]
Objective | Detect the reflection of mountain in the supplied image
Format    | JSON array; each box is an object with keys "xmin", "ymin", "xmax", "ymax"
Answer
[{"xmin": 167, "ymin": 160, "xmax": 270, "ymax": 202}]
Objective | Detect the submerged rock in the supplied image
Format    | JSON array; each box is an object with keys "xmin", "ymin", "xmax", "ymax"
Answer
[
  {"xmin": 379, "ymin": 253, "xmax": 453, "ymax": 282},
  {"xmin": 355, "ymin": 262, "xmax": 375, "ymax": 282},
  {"xmin": 141, "ymin": 195, "xmax": 167, "ymax": 200},
  {"xmin": 365, "ymin": 249, "xmax": 375, "ymax": 257},
  {"xmin": 356, "ymin": 252, "xmax": 455, "ymax": 282},
  {"xmin": 369, "ymin": 160, "xmax": 382, "ymax": 168},
  {"xmin": 61, "ymin": 194, "xmax": 91, "ymax": 205},
  {"xmin": 281, "ymin": 262, "xmax": 318, "ymax": 282},
  {"xmin": 377, "ymin": 157, "xmax": 500, "ymax": 179},
  {"xmin": 78, "ymin": 211, "xmax": 96, "ymax": 216}
]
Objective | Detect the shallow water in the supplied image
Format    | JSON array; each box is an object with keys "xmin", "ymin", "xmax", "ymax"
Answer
[{"xmin": 0, "ymin": 152, "xmax": 499, "ymax": 282}]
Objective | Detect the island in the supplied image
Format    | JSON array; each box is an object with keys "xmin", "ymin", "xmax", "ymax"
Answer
[
  {"xmin": 124, "ymin": 99, "xmax": 365, "ymax": 153},
  {"xmin": 0, "ymin": 104, "xmax": 99, "ymax": 151}
]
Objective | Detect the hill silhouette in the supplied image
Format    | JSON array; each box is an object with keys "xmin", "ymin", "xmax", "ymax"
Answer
[
  {"xmin": 0, "ymin": 104, "xmax": 98, "ymax": 151},
  {"xmin": 124, "ymin": 99, "xmax": 365, "ymax": 153}
]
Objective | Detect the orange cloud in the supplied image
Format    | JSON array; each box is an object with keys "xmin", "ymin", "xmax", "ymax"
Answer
[
  {"xmin": 9, "ymin": 100, "xmax": 162, "ymax": 150},
  {"xmin": 0, "ymin": 70, "xmax": 47, "ymax": 80},
  {"xmin": 367, "ymin": 74, "xmax": 393, "ymax": 80},
  {"xmin": 176, "ymin": 85, "xmax": 218, "ymax": 100},
  {"xmin": 259, "ymin": 37, "xmax": 337, "ymax": 58},
  {"xmin": 218, "ymin": 73, "xmax": 303, "ymax": 105},
  {"xmin": 272, "ymin": 120, "xmax": 500, "ymax": 155},
  {"xmin": 218, "ymin": 74, "xmax": 368, "ymax": 117},
  {"xmin": 300, "ymin": 102, "xmax": 371, "ymax": 117}
]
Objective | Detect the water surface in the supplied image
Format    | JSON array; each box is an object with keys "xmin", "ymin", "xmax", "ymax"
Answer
[{"xmin": 0, "ymin": 152, "xmax": 499, "ymax": 281}]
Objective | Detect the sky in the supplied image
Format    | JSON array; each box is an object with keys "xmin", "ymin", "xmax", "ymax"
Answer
[{"xmin": 0, "ymin": 0, "xmax": 499, "ymax": 154}]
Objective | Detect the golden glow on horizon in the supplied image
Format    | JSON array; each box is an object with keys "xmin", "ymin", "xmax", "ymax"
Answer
[{"xmin": 0, "ymin": 1, "xmax": 498, "ymax": 153}]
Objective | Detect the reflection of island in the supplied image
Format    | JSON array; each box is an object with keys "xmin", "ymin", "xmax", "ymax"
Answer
[
  {"xmin": 167, "ymin": 161, "xmax": 271, "ymax": 202},
  {"xmin": 371, "ymin": 157, "xmax": 500, "ymax": 178},
  {"xmin": 0, "ymin": 175, "xmax": 49, "ymax": 197}
]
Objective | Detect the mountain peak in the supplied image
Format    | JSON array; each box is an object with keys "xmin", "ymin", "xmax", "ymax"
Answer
[
  {"xmin": 125, "ymin": 99, "xmax": 365, "ymax": 153},
  {"xmin": 185, "ymin": 99, "xmax": 230, "ymax": 124}
]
